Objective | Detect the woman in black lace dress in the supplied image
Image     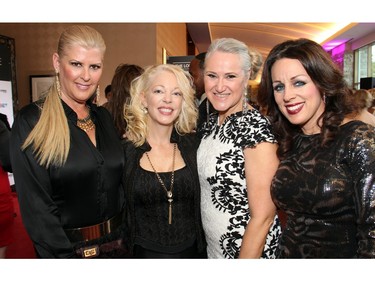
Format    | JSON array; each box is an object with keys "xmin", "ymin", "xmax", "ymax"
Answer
[
  {"xmin": 258, "ymin": 38, "xmax": 375, "ymax": 258},
  {"xmin": 122, "ymin": 64, "xmax": 206, "ymax": 258}
]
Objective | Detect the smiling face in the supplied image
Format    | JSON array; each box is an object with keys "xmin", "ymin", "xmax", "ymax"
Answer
[
  {"xmin": 271, "ymin": 58, "xmax": 325, "ymax": 134},
  {"xmin": 204, "ymin": 51, "xmax": 248, "ymax": 123},
  {"xmin": 53, "ymin": 44, "xmax": 103, "ymax": 107},
  {"xmin": 141, "ymin": 69, "xmax": 183, "ymax": 128}
]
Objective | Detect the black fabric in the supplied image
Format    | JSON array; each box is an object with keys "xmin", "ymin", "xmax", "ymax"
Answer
[
  {"xmin": 10, "ymin": 100, "xmax": 125, "ymax": 258},
  {"xmin": 0, "ymin": 116, "xmax": 12, "ymax": 172},
  {"xmin": 122, "ymin": 131, "xmax": 207, "ymax": 257},
  {"xmin": 133, "ymin": 167, "xmax": 196, "ymax": 252},
  {"xmin": 133, "ymin": 241, "xmax": 206, "ymax": 259},
  {"xmin": 0, "ymin": 113, "xmax": 11, "ymax": 130},
  {"xmin": 272, "ymin": 121, "xmax": 375, "ymax": 258}
]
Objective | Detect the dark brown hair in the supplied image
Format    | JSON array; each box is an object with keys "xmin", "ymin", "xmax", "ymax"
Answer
[
  {"xmin": 258, "ymin": 38, "xmax": 358, "ymax": 159},
  {"xmin": 104, "ymin": 63, "xmax": 144, "ymax": 138}
]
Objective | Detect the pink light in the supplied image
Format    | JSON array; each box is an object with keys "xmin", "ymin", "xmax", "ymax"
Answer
[
  {"xmin": 323, "ymin": 40, "xmax": 349, "ymax": 51},
  {"xmin": 331, "ymin": 43, "xmax": 346, "ymax": 56}
]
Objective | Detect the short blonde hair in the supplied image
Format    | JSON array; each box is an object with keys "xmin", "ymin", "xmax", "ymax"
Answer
[
  {"xmin": 125, "ymin": 64, "xmax": 197, "ymax": 146},
  {"xmin": 368, "ymin": 88, "xmax": 375, "ymax": 106},
  {"xmin": 354, "ymin": 89, "xmax": 373, "ymax": 109}
]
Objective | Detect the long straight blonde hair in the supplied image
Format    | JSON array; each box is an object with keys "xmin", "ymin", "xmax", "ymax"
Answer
[{"xmin": 22, "ymin": 25, "xmax": 106, "ymax": 168}]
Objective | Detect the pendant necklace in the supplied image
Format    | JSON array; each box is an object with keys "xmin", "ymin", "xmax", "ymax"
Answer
[{"xmin": 145, "ymin": 143, "xmax": 176, "ymax": 225}]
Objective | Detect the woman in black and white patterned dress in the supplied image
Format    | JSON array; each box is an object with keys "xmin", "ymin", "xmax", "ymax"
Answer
[{"xmin": 197, "ymin": 38, "xmax": 281, "ymax": 259}]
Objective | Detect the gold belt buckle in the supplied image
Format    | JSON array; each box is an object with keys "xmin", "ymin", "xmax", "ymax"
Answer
[{"xmin": 81, "ymin": 245, "xmax": 100, "ymax": 258}]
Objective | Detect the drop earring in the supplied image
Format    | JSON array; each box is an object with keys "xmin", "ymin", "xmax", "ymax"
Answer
[
  {"xmin": 206, "ymin": 99, "xmax": 210, "ymax": 124},
  {"xmin": 242, "ymin": 91, "xmax": 248, "ymax": 115},
  {"xmin": 96, "ymin": 86, "xmax": 100, "ymax": 105},
  {"xmin": 55, "ymin": 69, "xmax": 62, "ymax": 98}
]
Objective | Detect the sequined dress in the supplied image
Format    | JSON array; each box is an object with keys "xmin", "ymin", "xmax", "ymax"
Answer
[
  {"xmin": 197, "ymin": 109, "xmax": 281, "ymax": 259},
  {"xmin": 272, "ymin": 121, "xmax": 375, "ymax": 258}
]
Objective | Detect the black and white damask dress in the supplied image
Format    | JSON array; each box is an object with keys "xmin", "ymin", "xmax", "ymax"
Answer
[{"xmin": 197, "ymin": 109, "xmax": 281, "ymax": 259}]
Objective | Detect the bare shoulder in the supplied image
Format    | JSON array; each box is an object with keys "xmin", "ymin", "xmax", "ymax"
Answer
[{"xmin": 357, "ymin": 110, "xmax": 375, "ymax": 127}]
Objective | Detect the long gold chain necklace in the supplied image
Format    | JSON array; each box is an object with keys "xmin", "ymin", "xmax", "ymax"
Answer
[
  {"xmin": 145, "ymin": 143, "xmax": 177, "ymax": 225},
  {"xmin": 77, "ymin": 106, "xmax": 95, "ymax": 132}
]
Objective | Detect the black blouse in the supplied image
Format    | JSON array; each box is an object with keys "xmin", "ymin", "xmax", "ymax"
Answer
[
  {"xmin": 122, "ymin": 131, "xmax": 207, "ymax": 255},
  {"xmin": 10, "ymin": 100, "xmax": 125, "ymax": 258}
]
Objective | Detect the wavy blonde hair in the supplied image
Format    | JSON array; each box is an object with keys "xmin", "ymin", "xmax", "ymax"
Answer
[
  {"xmin": 22, "ymin": 25, "xmax": 106, "ymax": 168},
  {"xmin": 124, "ymin": 64, "xmax": 197, "ymax": 147}
]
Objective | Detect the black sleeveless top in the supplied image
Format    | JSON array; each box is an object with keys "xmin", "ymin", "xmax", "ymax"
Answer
[
  {"xmin": 133, "ymin": 166, "xmax": 196, "ymax": 253},
  {"xmin": 122, "ymin": 131, "xmax": 207, "ymax": 256}
]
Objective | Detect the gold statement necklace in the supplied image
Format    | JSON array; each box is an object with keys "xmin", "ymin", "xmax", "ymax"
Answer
[
  {"xmin": 145, "ymin": 143, "xmax": 177, "ymax": 225},
  {"xmin": 77, "ymin": 106, "xmax": 95, "ymax": 132}
]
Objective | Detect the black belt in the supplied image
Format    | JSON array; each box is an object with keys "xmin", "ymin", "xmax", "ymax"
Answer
[{"xmin": 64, "ymin": 211, "xmax": 123, "ymax": 243}]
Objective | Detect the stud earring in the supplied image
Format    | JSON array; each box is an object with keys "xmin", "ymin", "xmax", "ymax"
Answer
[{"xmin": 141, "ymin": 104, "xmax": 148, "ymax": 114}]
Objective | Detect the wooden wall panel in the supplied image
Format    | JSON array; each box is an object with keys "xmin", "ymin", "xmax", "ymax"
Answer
[{"xmin": 0, "ymin": 23, "xmax": 186, "ymax": 109}]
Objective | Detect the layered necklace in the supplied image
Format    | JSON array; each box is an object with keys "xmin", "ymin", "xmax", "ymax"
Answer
[
  {"xmin": 77, "ymin": 106, "xmax": 95, "ymax": 132},
  {"xmin": 145, "ymin": 143, "xmax": 177, "ymax": 225}
]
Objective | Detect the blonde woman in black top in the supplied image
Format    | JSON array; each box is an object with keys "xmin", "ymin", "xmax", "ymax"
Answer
[
  {"xmin": 123, "ymin": 64, "xmax": 206, "ymax": 258},
  {"xmin": 10, "ymin": 25, "xmax": 127, "ymax": 258}
]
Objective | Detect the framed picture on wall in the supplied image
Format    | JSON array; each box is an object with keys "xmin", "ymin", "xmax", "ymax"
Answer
[{"xmin": 30, "ymin": 75, "xmax": 54, "ymax": 102}]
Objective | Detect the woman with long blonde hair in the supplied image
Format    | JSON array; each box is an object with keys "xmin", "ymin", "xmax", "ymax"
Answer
[{"xmin": 10, "ymin": 25, "xmax": 127, "ymax": 258}]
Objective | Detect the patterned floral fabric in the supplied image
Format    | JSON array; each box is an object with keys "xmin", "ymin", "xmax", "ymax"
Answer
[{"xmin": 197, "ymin": 109, "xmax": 281, "ymax": 258}]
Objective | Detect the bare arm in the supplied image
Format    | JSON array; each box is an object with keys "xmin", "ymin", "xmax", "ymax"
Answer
[{"xmin": 238, "ymin": 142, "xmax": 279, "ymax": 258}]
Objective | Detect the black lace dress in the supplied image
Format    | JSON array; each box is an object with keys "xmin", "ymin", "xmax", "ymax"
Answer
[
  {"xmin": 272, "ymin": 121, "xmax": 375, "ymax": 258},
  {"xmin": 132, "ymin": 167, "xmax": 198, "ymax": 255}
]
